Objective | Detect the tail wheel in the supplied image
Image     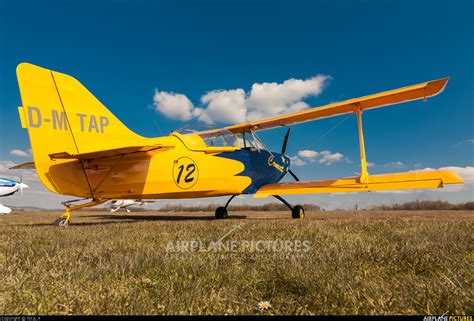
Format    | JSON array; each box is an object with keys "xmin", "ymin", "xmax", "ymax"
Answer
[
  {"xmin": 53, "ymin": 217, "xmax": 69, "ymax": 227},
  {"xmin": 215, "ymin": 207, "xmax": 228, "ymax": 219},
  {"xmin": 291, "ymin": 205, "xmax": 305, "ymax": 219}
]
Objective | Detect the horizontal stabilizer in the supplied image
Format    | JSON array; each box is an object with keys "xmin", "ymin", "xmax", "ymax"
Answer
[
  {"xmin": 9, "ymin": 161, "xmax": 36, "ymax": 170},
  {"xmin": 254, "ymin": 170, "xmax": 463, "ymax": 198},
  {"xmin": 49, "ymin": 145, "xmax": 174, "ymax": 160}
]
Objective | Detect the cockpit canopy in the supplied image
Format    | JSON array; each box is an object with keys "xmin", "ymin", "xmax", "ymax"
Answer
[
  {"xmin": 175, "ymin": 125, "xmax": 239, "ymax": 148},
  {"xmin": 173, "ymin": 124, "xmax": 268, "ymax": 152}
]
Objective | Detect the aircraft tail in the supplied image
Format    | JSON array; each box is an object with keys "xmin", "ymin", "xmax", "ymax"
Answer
[{"xmin": 16, "ymin": 63, "xmax": 146, "ymax": 197}]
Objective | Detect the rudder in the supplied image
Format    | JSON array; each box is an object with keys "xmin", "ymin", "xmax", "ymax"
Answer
[{"xmin": 16, "ymin": 63, "xmax": 145, "ymax": 197}]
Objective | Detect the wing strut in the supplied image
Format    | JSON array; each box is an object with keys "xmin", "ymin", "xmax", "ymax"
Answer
[{"xmin": 355, "ymin": 105, "xmax": 369, "ymax": 184}]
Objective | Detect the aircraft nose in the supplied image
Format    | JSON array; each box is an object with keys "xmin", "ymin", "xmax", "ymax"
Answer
[
  {"xmin": 271, "ymin": 153, "xmax": 290, "ymax": 171},
  {"xmin": 275, "ymin": 153, "xmax": 290, "ymax": 164},
  {"xmin": 19, "ymin": 183, "xmax": 29, "ymax": 189}
]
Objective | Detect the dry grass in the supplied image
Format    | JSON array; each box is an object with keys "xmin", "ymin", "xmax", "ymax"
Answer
[{"xmin": 0, "ymin": 210, "xmax": 473, "ymax": 315}]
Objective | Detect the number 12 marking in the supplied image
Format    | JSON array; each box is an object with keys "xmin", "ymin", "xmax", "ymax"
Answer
[
  {"xmin": 176, "ymin": 164, "xmax": 196, "ymax": 184},
  {"xmin": 173, "ymin": 157, "xmax": 199, "ymax": 189}
]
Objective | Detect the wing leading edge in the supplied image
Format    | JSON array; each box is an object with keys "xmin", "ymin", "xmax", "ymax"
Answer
[{"xmin": 254, "ymin": 170, "xmax": 463, "ymax": 198}]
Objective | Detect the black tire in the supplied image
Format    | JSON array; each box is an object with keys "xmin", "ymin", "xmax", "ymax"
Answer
[
  {"xmin": 291, "ymin": 205, "xmax": 305, "ymax": 219},
  {"xmin": 215, "ymin": 207, "xmax": 228, "ymax": 219},
  {"xmin": 53, "ymin": 217, "xmax": 69, "ymax": 227}
]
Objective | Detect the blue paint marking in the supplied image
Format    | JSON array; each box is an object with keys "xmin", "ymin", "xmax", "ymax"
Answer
[
  {"xmin": 217, "ymin": 149, "xmax": 290, "ymax": 194},
  {"xmin": 0, "ymin": 178, "xmax": 17, "ymax": 188}
]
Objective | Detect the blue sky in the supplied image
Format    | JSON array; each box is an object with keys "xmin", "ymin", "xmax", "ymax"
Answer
[{"xmin": 0, "ymin": 0, "xmax": 472, "ymax": 209}]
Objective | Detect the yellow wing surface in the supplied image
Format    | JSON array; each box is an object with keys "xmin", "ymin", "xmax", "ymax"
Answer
[
  {"xmin": 254, "ymin": 170, "xmax": 463, "ymax": 198},
  {"xmin": 232, "ymin": 76, "xmax": 460, "ymax": 197},
  {"xmin": 222, "ymin": 78, "xmax": 448, "ymax": 133}
]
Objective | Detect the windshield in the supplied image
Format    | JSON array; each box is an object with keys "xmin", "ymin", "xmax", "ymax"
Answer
[
  {"xmin": 175, "ymin": 125, "xmax": 240, "ymax": 148},
  {"xmin": 198, "ymin": 130, "xmax": 239, "ymax": 147},
  {"xmin": 175, "ymin": 124, "xmax": 220, "ymax": 135},
  {"xmin": 235, "ymin": 130, "xmax": 269, "ymax": 152}
]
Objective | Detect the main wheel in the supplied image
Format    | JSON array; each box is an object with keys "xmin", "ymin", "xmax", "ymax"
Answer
[
  {"xmin": 215, "ymin": 207, "xmax": 228, "ymax": 219},
  {"xmin": 291, "ymin": 205, "xmax": 305, "ymax": 219}
]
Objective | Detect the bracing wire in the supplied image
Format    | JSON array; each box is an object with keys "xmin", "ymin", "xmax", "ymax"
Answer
[
  {"xmin": 300, "ymin": 112, "xmax": 354, "ymax": 152},
  {"xmin": 297, "ymin": 113, "xmax": 356, "ymax": 174}
]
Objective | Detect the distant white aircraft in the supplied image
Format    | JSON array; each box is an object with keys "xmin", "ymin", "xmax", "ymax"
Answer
[
  {"xmin": 109, "ymin": 199, "xmax": 153, "ymax": 213},
  {"xmin": 0, "ymin": 178, "xmax": 28, "ymax": 214}
]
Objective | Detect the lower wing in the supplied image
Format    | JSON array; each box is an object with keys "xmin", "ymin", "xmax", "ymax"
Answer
[{"xmin": 254, "ymin": 170, "xmax": 463, "ymax": 198}]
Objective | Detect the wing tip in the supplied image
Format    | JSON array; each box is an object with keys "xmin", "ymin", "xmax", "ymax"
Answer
[
  {"xmin": 426, "ymin": 77, "xmax": 450, "ymax": 98},
  {"xmin": 438, "ymin": 169, "xmax": 464, "ymax": 184}
]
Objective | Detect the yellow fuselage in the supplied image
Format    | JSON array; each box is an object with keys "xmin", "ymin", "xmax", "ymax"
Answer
[{"xmin": 42, "ymin": 132, "xmax": 290, "ymax": 200}]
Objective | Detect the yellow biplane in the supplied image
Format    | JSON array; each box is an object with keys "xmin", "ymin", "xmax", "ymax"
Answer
[{"xmin": 14, "ymin": 63, "xmax": 463, "ymax": 226}]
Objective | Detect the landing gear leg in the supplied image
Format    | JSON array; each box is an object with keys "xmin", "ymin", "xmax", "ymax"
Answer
[
  {"xmin": 53, "ymin": 199, "xmax": 107, "ymax": 227},
  {"xmin": 53, "ymin": 208, "xmax": 71, "ymax": 227},
  {"xmin": 273, "ymin": 195, "xmax": 305, "ymax": 219},
  {"xmin": 215, "ymin": 195, "xmax": 238, "ymax": 219}
]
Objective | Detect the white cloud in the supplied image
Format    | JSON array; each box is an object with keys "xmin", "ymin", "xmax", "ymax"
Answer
[
  {"xmin": 366, "ymin": 162, "xmax": 375, "ymax": 168},
  {"xmin": 290, "ymin": 156, "xmax": 306, "ymax": 167},
  {"xmin": 297, "ymin": 149, "xmax": 318, "ymax": 160},
  {"xmin": 456, "ymin": 139, "xmax": 474, "ymax": 145},
  {"xmin": 245, "ymin": 76, "xmax": 329, "ymax": 122},
  {"xmin": 452, "ymin": 139, "xmax": 474, "ymax": 148},
  {"xmin": 196, "ymin": 89, "xmax": 247, "ymax": 124},
  {"xmin": 10, "ymin": 149, "xmax": 29, "ymax": 157},
  {"xmin": 413, "ymin": 162, "xmax": 423, "ymax": 169},
  {"xmin": 384, "ymin": 161, "xmax": 405, "ymax": 169},
  {"xmin": 0, "ymin": 160, "xmax": 38, "ymax": 182},
  {"xmin": 0, "ymin": 160, "xmax": 16, "ymax": 172},
  {"xmin": 290, "ymin": 149, "xmax": 344, "ymax": 166},
  {"xmin": 153, "ymin": 75, "xmax": 330, "ymax": 124},
  {"xmin": 152, "ymin": 90, "xmax": 196, "ymax": 121},
  {"xmin": 319, "ymin": 150, "xmax": 344, "ymax": 165}
]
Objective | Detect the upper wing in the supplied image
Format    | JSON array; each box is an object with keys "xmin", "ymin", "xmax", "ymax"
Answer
[
  {"xmin": 219, "ymin": 78, "xmax": 448, "ymax": 134},
  {"xmin": 254, "ymin": 170, "xmax": 463, "ymax": 198}
]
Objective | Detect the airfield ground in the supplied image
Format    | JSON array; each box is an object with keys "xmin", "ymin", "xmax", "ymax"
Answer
[{"xmin": 0, "ymin": 210, "xmax": 472, "ymax": 315}]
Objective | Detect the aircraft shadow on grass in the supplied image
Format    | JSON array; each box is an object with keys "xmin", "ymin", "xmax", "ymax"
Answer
[
  {"xmin": 23, "ymin": 214, "xmax": 248, "ymax": 226},
  {"xmin": 88, "ymin": 214, "xmax": 248, "ymax": 222}
]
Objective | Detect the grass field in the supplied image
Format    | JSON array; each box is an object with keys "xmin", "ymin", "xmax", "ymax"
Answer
[{"xmin": 1, "ymin": 210, "xmax": 473, "ymax": 315}]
